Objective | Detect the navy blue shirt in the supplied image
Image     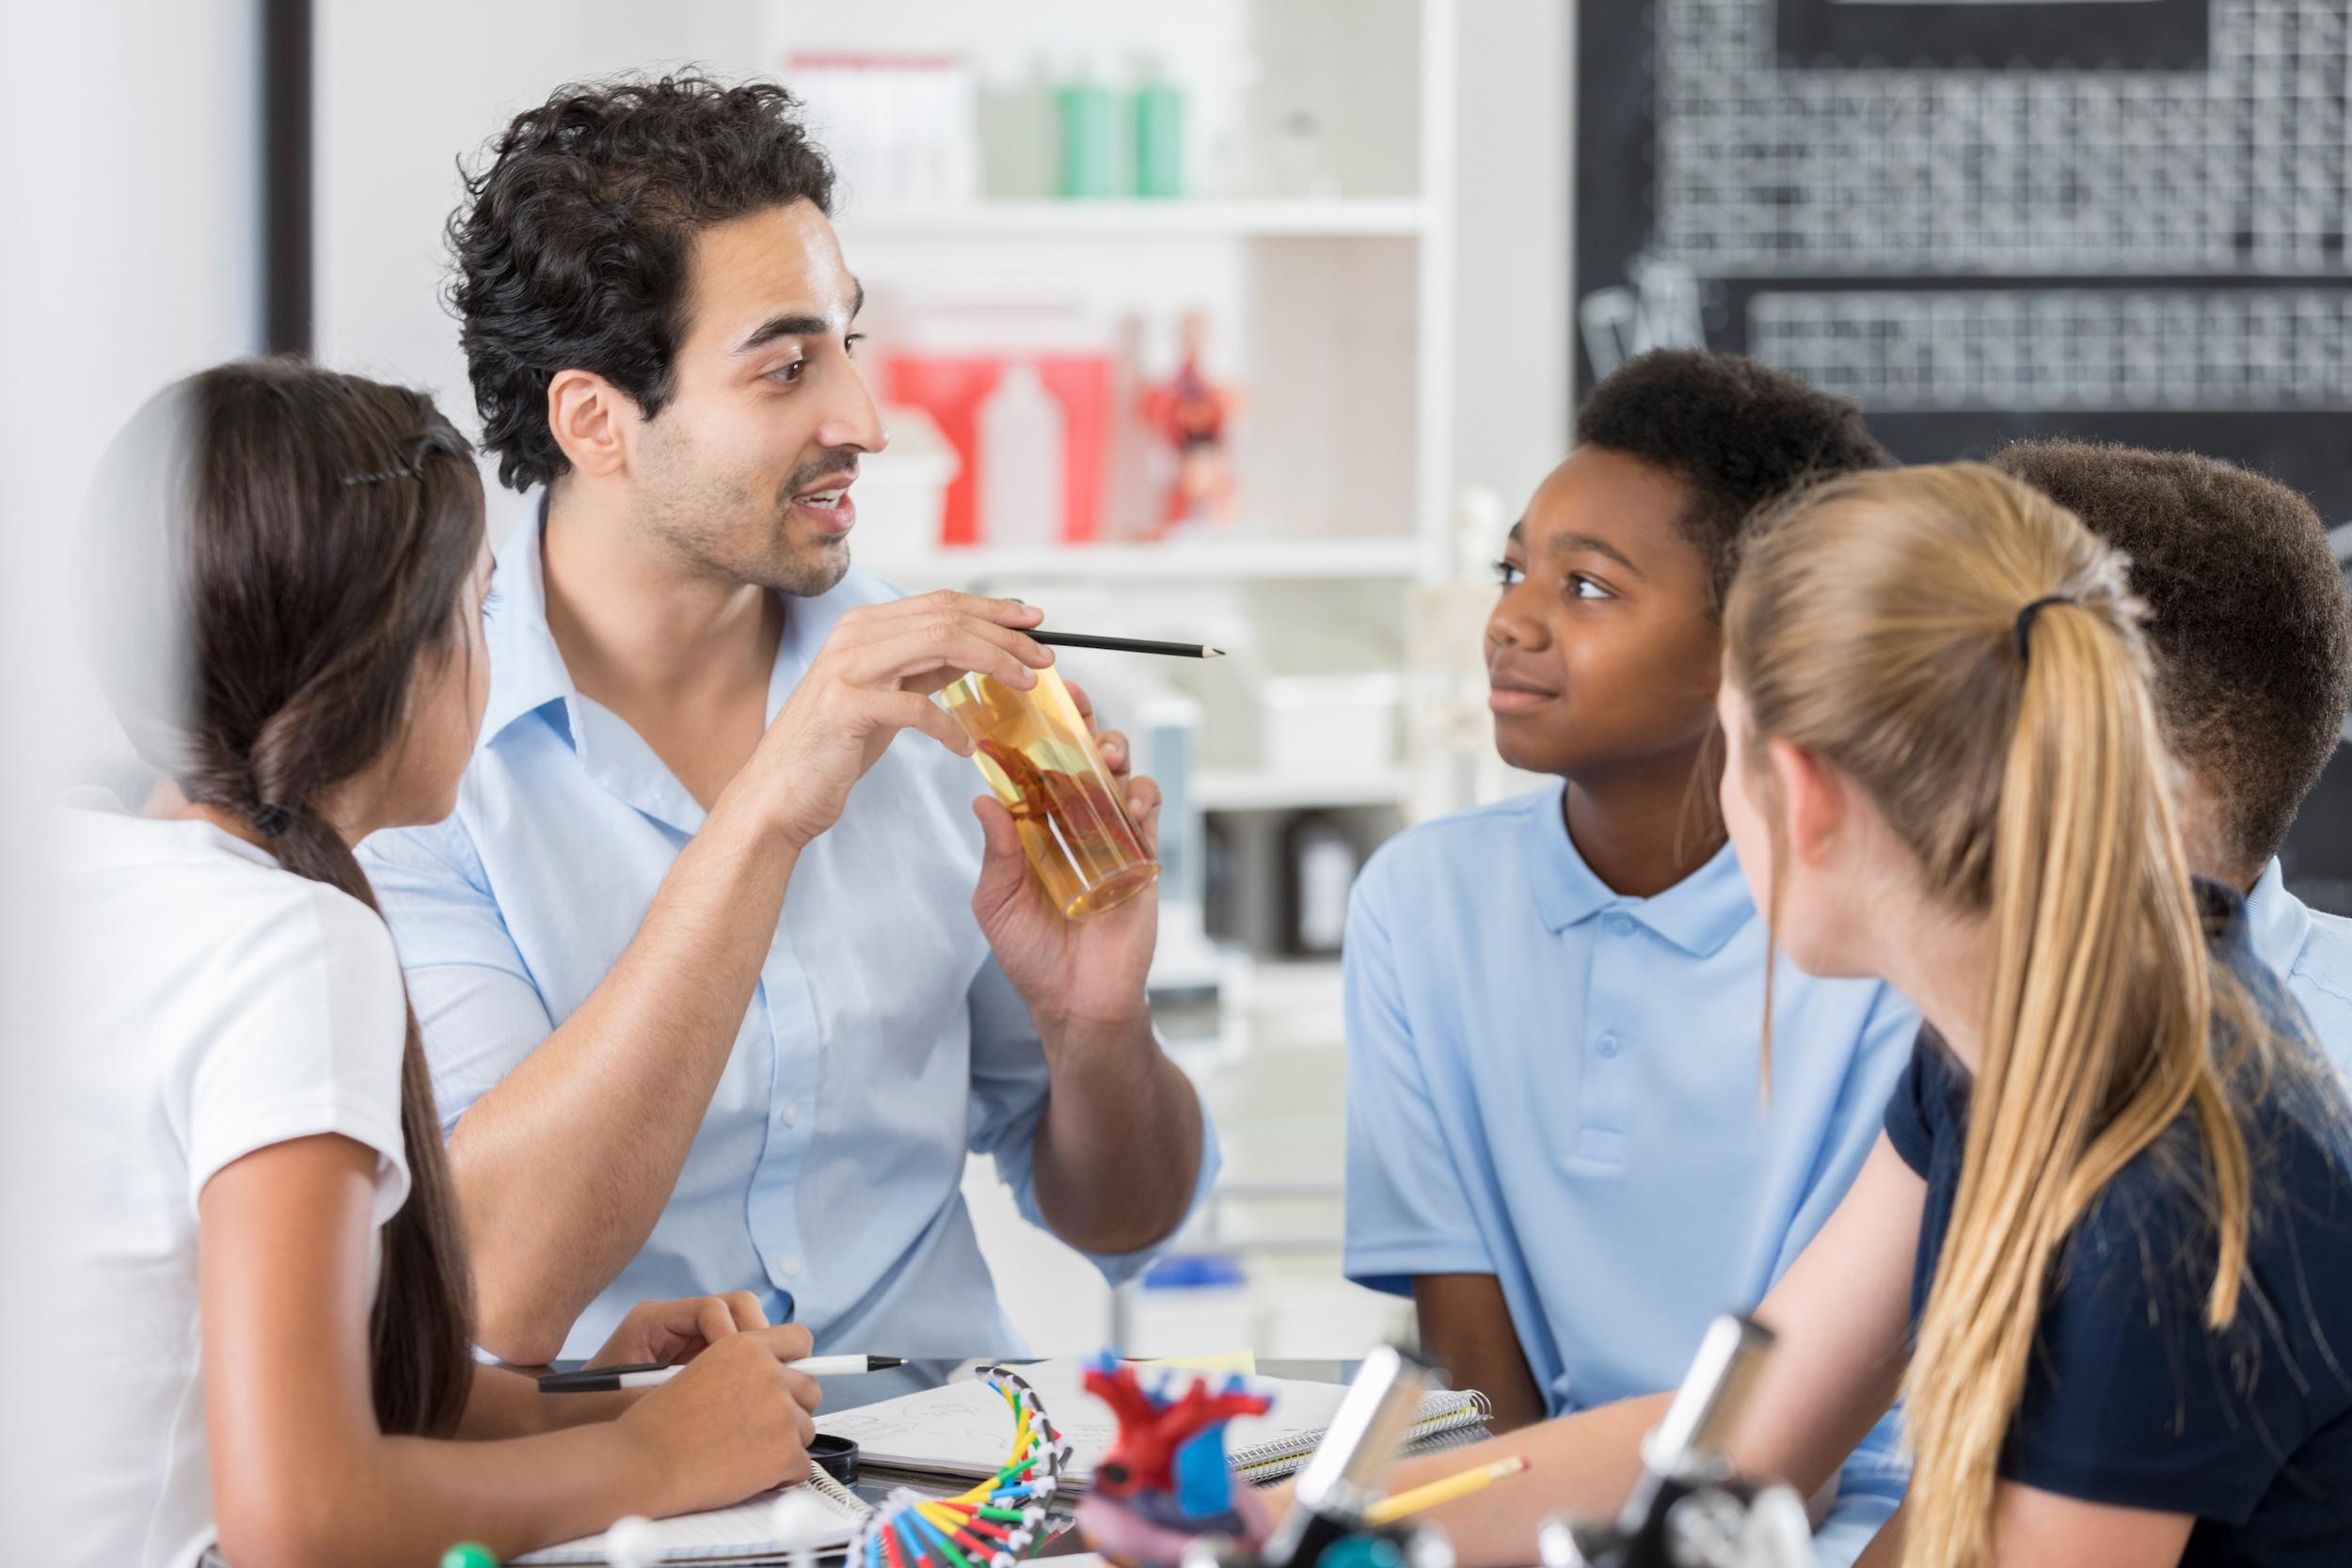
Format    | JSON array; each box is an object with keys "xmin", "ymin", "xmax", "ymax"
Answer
[{"xmin": 1885, "ymin": 882, "xmax": 2352, "ymax": 1564}]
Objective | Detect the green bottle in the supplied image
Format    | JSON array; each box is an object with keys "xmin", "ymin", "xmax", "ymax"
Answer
[
  {"xmin": 1133, "ymin": 76, "xmax": 1184, "ymax": 198},
  {"xmin": 1056, "ymin": 71, "xmax": 1116, "ymax": 199}
]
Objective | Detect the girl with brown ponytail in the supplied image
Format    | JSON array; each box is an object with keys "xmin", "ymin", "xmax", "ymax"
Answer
[
  {"xmin": 1329, "ymin": 463, "xmax": 2352, "ymax": 1568},
  {"xmin": 53, "ymin": 360, "xmax": 826, "ymax": 1568}
]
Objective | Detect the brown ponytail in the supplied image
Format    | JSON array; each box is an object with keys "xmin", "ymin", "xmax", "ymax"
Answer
[
  {"xmin": 80, "ymin": 358, "xmax": 483, "ymax": 1436},
  {"xmin": 1724, "ymin": 465, "xmax": 2278, "ymax": 1568}
]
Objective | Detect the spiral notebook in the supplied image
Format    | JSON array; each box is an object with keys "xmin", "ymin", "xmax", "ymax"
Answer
[
  {"xmin": 815, "ymin": 1356, "xmax": 1493, "ymax": 1492},
  {"xmin": 512, "ymin": 1463, "xmax": 870, "ymax": 1565}
]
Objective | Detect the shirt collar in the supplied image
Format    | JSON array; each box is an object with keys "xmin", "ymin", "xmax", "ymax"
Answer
[
  {"xmin": 1523, "ymin": 780, "xmax": 1756, "ymax": 956},
  {"xmin": 2241, "ymin": 858, "xmax": 2310, "ymax": 977},
  {"xmin": 478, "ymin": 490, "xmax": 579, "ymax": 743}
]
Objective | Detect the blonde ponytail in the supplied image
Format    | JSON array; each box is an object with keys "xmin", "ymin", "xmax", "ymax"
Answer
[{"xmin": 1724, "ymin": 465, "xmax": 2266, "ymax": 1568}]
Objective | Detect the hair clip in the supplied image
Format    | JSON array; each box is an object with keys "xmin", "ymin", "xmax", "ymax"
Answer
[
  {"xmin": 342, "ymin": 465, "xmax": 421, "ymax": 487},
  {"xmin": 249, "ymin": 804, "xmax": 293, "ymax": 837}
]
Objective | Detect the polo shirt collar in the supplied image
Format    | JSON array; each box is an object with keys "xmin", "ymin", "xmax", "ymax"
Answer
[
  {"xmin": 478, "ymin": 490, "xmax": 574, "ymax": 744},
  {"xmin": 1524, "ymin": 780, "xmax": 1756, "ymax": 956},
  {"xmin": 2242, "ymin": 858, "xmax": 2308, "ymax": 975}
]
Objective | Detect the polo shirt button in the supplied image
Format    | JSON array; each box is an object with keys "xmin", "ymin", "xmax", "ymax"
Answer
[
  {"xmin": 777, "ymin": 1255, "xmax": 802, "ymax": 1277},
  {"xmin": 1606, "ymin": 914, "xmax": 1634, "ymax": 938},
  {"xmin": 782, "ymin": 1101, "xmax": 802, "ymax": 1127},
  {"xmin": 1597, "ymin": 1033, "xmax": 1621, "ymax": 1058}
]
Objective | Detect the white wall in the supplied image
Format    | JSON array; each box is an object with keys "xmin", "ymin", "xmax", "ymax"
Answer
[
  {"xmin": 2, "ymin": 0, "xmax": 264, "ymax": 786},
  {"xmin": 1, "ymin": 0, "xmax": 263, "ymax": 1545}
]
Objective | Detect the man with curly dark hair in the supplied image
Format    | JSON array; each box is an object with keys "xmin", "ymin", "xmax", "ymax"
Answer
[
  {"xmin": 1994, "ymin": 440, "xmax": 2352, "ymax": 1069},
  {"xmin": 361, "ymin": 74, "xmax": 1214, "ymax": 1367},
  {"xmin": 1343, "ymin": 351, "xmax": 1911, "ymax": 1565}
]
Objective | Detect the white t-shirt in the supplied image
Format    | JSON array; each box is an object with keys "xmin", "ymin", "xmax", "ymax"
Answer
[{"xmin": 48, "ymin": 791, "xmax": 412, "ymax": 1568}]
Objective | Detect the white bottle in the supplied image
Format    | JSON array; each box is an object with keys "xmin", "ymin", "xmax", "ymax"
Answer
[{"xmin": 977, "ymin": 360, "xmax": 1066, "ymax": 547}]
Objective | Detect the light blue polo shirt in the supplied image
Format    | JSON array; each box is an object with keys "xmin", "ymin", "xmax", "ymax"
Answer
[
  {"xmin": 2246, "ymin": 858, "xmax": 2352, "ymax": 1073},
  {"xmin": 1343, "ymin": 783, "xmax": 1917, "ymax": 1564}
]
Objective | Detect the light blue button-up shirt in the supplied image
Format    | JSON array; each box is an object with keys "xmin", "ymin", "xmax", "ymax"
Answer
[
  {"xmin": 1342, "ymin": 783, "xmax": 1918, "ymax": 1566},
  {"xmin": 359, "ymin": 499, "xmax": 1217, "ymax": 1361},
  {"xmin": 2246, "ymin": 857, "xmax": 2352, "ymax": 1071}
]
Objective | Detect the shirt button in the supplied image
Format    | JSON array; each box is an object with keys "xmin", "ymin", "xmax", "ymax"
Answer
[
  {"xmin": 777, "ymin": 1255, "xmax": 802, "ymax": 1278},
  {"xmin": 1597, "ymin": 1033, "xmax": 1621, "ymax": 1058},
  {"xmin": 782, "ymin": 1101, "xmax": 802, "ymax": 1127},
  {"xmin": 1606, "ymin": 914, "xmax": 1634, "ymax": 938}
]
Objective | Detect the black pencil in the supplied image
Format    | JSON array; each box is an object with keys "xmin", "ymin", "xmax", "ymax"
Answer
[{"xmin": 1030, "ymin": 630, "xmax": 1226, "ymax": 658}]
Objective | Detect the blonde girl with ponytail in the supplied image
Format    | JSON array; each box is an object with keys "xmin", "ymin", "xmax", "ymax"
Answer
[
  {"xmin": 1340, "ymin": 463, "xmax": 2352, "ymax": 1568},
  {"xmin": 1714, "ymin": 460, "xmax": 2352, "ymax": 1567}
]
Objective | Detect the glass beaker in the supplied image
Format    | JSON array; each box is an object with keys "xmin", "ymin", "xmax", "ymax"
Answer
[{"xmin": 939, "ymin": 666, "xmax": 1160, "ymax": 920}]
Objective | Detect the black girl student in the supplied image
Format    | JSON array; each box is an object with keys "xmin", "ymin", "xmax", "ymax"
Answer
[
  {"xmin": 1358, "ymin": 465, "xmax": 2352, "ymax": 1567},
  {"xmin": 45, "ymin": 360, "xmax": 825, "ymax": 1568},
  {"xmin": 1342, "ymin": 350, "xmax": 1913, "ymax": 1562}
]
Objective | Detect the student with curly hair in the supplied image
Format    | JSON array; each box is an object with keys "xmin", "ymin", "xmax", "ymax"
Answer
[
  {"xmin": 360, "ymin": 75, "xmax": 1214, "ymax": 1367},
  {"xmin": 1993, "ymin": 441, "xmax": 2352, "ymax": 1068},
  {"xmin": 1342, "ymin": 350, "xmax": 1915, "ymax": 1564}
]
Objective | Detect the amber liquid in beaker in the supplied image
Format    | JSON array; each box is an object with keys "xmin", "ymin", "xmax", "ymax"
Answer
[{"xmin": 941, "ymin": 667, "xmax": 1159, "ymax": 920}]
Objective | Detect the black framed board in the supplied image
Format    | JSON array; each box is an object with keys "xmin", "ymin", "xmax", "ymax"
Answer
[
  {"xmin": 1574, "ymin": 0, "xmax": 2352, "ymax": 520},
  {"xmin": 1573, "ymin": 0, "xmax": 2352, "ymax": 909}
]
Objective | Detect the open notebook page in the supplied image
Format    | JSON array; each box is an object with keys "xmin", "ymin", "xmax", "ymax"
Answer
[{"xmin": 513, "ymin": 1465, "xmax": 868, "ymax": 1565}]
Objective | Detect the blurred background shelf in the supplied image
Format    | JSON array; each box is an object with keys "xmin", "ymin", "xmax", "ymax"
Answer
[
  {"xmin": 864, "ymin": 536, "xmax": 1424, "ymax": 586},
  {"xmin": 1232, "ymin": 958, "xmax": 1348, "ymax": 1011},
  {"xmin": 1195, "ymin": 767, "xmax": 1412, "ymax": 812},
  {"xmin": 842, "ymin": 198, "xmax": 1432, "ymax": 240}
]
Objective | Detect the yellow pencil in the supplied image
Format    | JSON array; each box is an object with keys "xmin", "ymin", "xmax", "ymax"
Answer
[{"xmin": 1363, "ymin": 1455, "xmax": 1532, "ymax": 1527}]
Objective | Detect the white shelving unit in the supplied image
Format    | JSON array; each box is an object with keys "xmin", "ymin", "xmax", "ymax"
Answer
[
  {"xmin": 1194, "ymin": 768, "xmax": 1413, "ymax": 813},
  {"xmin": 762, "ymin": 0, "xmax": 1457, "ymax": 1356},
  {"xmin": 842, "ymin": 197, "xmax": 1432, "ymax": 241},
  {"xmin": 770, "ymin": 0, "xmax": 1455, "ymax": 590},
  {"xmin": 859, "ymin": 535, "xmax": 1422, "ymax": 587},
  {"xmin": 781, "ymin": 0, "xmax": 1457, "ymax": 800}
]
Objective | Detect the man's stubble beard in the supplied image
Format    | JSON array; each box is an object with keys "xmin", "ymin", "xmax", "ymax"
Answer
[
  {"xmin": 750, "ymin": 528, "xmax": 851, "ymax": 598},
  {"xmin": 640, "ymin": 474, "xmax": 852, "ymax": 600}
]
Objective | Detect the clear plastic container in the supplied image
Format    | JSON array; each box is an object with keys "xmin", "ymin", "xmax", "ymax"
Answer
[{"xmin": 940, "ymin": 666, "xmax": 1159, "ymax": 920}]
